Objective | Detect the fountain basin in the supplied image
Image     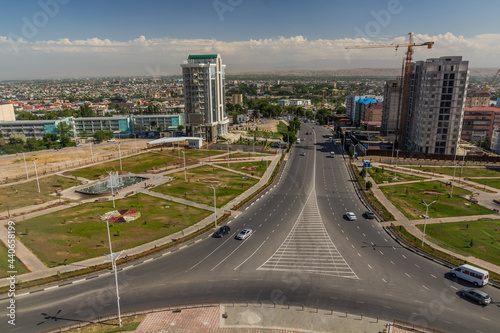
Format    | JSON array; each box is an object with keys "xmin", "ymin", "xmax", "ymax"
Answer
[{"xmin": 76, "ymin": 175, "xmax": 148, "ymax": 195}]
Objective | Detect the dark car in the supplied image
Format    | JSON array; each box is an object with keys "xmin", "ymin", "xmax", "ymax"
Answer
[
  {"xmin": 213, "ymin": 225, "xmax": 230, "ymax": 238},
  {"xmin": 460, "ymin": 288, "xmax": 491, "ymax": 305},
  {"xmin": 364, "ymin": 211, "xmax": 375, "ymax": 219}
]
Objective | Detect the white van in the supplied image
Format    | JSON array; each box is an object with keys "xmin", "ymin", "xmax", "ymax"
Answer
[
  {"xmin": 450, "ymin": 264, "xmax": 489, "ymax": 286},
  {"xmin": 296, "ymin": 138, "xmax": 301, "ymax": 143},
  {"xmin": 330, "ymin": 152, "xmax": 335, "ymax": 158}
]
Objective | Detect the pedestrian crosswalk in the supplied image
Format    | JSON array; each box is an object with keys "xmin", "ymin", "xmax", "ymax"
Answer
[{"xmin": 258, "ymin": 188, "xmax": 358, "ymax": 279}]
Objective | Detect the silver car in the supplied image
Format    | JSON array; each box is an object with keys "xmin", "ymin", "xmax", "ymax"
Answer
[
  {"xmin": 235, "ymin": 228, "xmax": 253, "ymax": 240},
  {"xmin": 460, "ymin": 288, "xmax": 491, "ymax": 305}
]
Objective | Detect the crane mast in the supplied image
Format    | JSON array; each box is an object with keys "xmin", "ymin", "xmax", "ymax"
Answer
[{"xmin": 345, "ymin": 32, "xmax": 434, "ymax": 149}]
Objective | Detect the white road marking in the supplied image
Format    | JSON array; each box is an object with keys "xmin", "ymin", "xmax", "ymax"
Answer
[
  {"xmin": 422, "ymin": 285, "xmax": 429, "ymax": 290},
  {"xmin": 405, "ymin": 273, "xmax": 411, "ymax": 278},
  {"xmin": 234, "ymin": 241, "xmax": 266, "ymax": 270},
  {"xmin": 431, "ymin": 274, "xmax": 437, "ymax": 279},
  {"xmin": 368, "ymin": 264, "xmax": 372, "ymax": 269}
]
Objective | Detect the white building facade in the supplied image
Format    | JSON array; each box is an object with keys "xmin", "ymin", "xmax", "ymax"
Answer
[{"xmin": 181, "ymin": 54, "xmax": 228, "ymax": 142}]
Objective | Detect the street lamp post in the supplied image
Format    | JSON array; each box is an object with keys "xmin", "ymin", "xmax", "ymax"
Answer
[
  {"xmin": 90, "ymin": 142, "xmax": 94, "ymax": 163},
  {"xmin": 459, "ymin": 152, "xmax": 467, "ymax": 183},
  {"xmin": 421, "ymin": 199, "xmax": 436, "ymax": 247},
  {"xmin": 33, "ymin": 158, "xmax": 40, "ymax": 193},
  {"xmin": 134, "ymin": 134, "xmax": 138, "ymax": 154},
  {"xmin": 394, "ymin": 149, "xmax": 400, "ymax": 178},
  {"xmin": 99, "ymin": 214, "xmax": 124, "ymax": 327},
  {"xmin": 227, "ymin": 140, "xmax": 230, "ymax": 167},
  {"xmin": 207, "ymin": 182, "xmax": 221, "ymax": 228},
  {"xmin": 117, "ymin": 143, "xmax": 122, "ymax": 171},
  {"xmin": 22, "ymin": 152, "xmax": 29, "ymax": 180},
  {"xmin": 182, "ymin": 151, "xmax": 186, "ymax": 180},
  {"xmin": 450, "ymin": 152, "xmax": 458, "ymax": 197},
  {"xmin": 106, "ymin": 171, "xmax": 116, "ymax": 208}
]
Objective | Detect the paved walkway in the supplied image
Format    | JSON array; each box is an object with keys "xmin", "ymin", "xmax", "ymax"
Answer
[
  {"xmin": 0, "ymin": 154, "xmax": 281, "ymax": 287},
  {"xmin": 131, "ymin": 304, "xmax": 394, "ymax": 333},
  {"xmin": 354, "ymin": 160, "xmax": 500, "ymax": 276}
]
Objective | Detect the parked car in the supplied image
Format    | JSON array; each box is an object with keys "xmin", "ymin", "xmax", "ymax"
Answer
[
  {"xmin": 213, "ymin": 225, "xmax": 230, "ymax": 238},
  {"xmin": 76, "ymin": 143, "xmax": 83, "ymax": 147},
  {"xmin": 460, "ymin": 288, "xmax": 491, "ymax": 305},
  {"xmin": 107, "ymin": 138, "xmax": 116, "ymax": 142},
  {"xmin": 345, "ymin": 212, "xmax": 357, "ymax": 221},
  {"xmin": 364, "ymin": 211, "xmax": 375, "ymax": 219},
  {"xmin": 235, "ymin": 228, "xmax": 253, "ymax": 240},
  {"xmin": 300, "ymin": 152, "xmax": 306, "ymax": 156}
]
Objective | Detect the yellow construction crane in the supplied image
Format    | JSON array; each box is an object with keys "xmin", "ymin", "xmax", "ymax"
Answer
[
  {"xmin": 345, "ymin": 32, "xmax": 434, "ymax": 149},
  {"xmin": 484, "ymin": 69, "xmax": 500, "ymax": 91}
]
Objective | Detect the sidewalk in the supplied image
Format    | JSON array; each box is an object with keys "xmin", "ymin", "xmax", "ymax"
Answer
[
  {"xmin": 131, "ymin": 304, "xmax": 393, "ymax": 333},
  {"xmin": 357, "ymin": 160, "xmax": 500, "ymax": 276},
  {"xmin": 0, "ymin": 154, "xmax": 281, "ymax": 287}
]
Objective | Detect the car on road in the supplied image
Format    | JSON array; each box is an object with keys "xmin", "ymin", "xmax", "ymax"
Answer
[
  {"xmin": 345, "ymin": 212, "xmax": 357, "ymax": 221},
  {"xmin": 300, "ymin": 152, "xmax": 306, "ymax": 156},
  {"xmin": 460, "ymin": 288, "xmax": 491, "ymax": 305},
  {"xmin": 107, "ymin": 138, "xmax": 116, "ymax": 142},
  {"xmin": 363, "ymin": 211, "xmax": 375, "ymax": 219},
  {"xmin": 213, "ymin": 225, "xmax": 230, "ymax": 238},
  {"xmin": 235, "ymin": 228, "xmax": 253, "ymax": 240},
  {"xmin": 76, "ymin": 143, "xmax": 83, "ymax": 147}
]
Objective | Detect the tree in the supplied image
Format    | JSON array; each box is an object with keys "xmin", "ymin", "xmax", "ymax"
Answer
[
  {"xmin": 77, "ymin": 104, "xmax": 95, "ymax": 117},
  {"xmin": 43, "ymin": 133, "xmax": 59, "ymax": 148},
  {"xmin": 9, "ymin": 134, "xmax": 27, "ymax": 145},
  {"xmin": 93, "ymin": 130, "xmax": 114, "ymax": 142},
  {"xmin": 177, "ymin": 125, "xmax": 185, "ymax": 131},
  {"xmin": 56, "ymin": 121, "xmax": 73, "ymax": 138}
]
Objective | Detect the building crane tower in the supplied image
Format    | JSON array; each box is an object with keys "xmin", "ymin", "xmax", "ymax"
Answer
[
  {"xmin": 483, "ymin": 69, "xmax": 500, "ymax": 92},
  {"xmin": 345, "ymin": 32, "xmax": 434, "ymax": 149}
]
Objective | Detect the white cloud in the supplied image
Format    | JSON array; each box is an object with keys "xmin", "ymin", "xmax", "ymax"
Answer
[{"xmin": 0, "ymin": 32, "xmax": 499, "ymax": 79}]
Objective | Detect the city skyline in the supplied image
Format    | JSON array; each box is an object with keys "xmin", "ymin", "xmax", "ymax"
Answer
[{"xmin": 0, "ymin": 0, "xmax": 499, "ymax": 79}]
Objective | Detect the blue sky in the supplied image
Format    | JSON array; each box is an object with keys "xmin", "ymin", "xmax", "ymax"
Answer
[{"xmin": 0, "ymin": 0, "xmax": 499, "ymax": 79}]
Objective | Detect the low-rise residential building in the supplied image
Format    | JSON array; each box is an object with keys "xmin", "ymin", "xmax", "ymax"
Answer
[
  {"xmin": 0, "ymin": 102, "xmax": 15, "ymax": 121},
  {"xmin": 133, "ymin": 114, "xmax": 184, "ymax": 133},
  {"xmin": 278, "ymin": 99, "xmax": 311, "ymax": 107},
  {"xmin": 461, "ymin": 107, "xmax": 500, "ymax": 142}
]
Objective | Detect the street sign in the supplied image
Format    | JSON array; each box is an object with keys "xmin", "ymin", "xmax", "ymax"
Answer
[{"xmin": 363, "ymin": 160, "xmax": 371, "ymax": 168}]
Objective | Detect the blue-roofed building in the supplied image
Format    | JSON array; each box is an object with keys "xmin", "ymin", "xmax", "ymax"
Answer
[{"xmin": 354, "ymin": 97, "xmax": 383, "ymax": 127}]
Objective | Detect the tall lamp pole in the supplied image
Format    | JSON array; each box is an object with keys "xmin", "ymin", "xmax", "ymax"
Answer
[
  {"xmin": 22, "ymin": 152, "xmax": 29, "ymax": 180},
  {"xmin": 117, "ymin": 142, "xmax": 122, "ymax": 171},
  {"xmin": 106, "ymin": 171, "xmax": 116, "ymax": 208},
  {"xmin": 421, "ymin": 199, "xmax": 436, "ymax": 247},
  {"xmin": 227, "ymin": 140, "xmax": 230, "ymax": 167},
  {"xmin": 98, "ymin": 214, "xmax": 124, "ymax": 327},
  {"xmin": 33, "ymin": 158, "xmax": 40, "ymax": 193},
  {"xmin": 90, "ymin": 141, "xmax": 94, "ymax": 163},
  {"xmin": 450, "ymin": 152, "xmax": 458, "ymax": 197},
  {"xmin": 459, "ymin": 152, "xmax": 467, "ymax": 183},
  {"xmin": 134, "ymin": 134, "xmax": 138, "ymax": 154},
  {"xmin": 394, "ymin": 149, "xmax": 400, "ymax": 178},
  {"xmin": 182, "ymin": 151, "xmax": 186, "ymax": 180},
  {"xmin": 208, "ymin": 182, "xmax": 221, "ymax": 228}
]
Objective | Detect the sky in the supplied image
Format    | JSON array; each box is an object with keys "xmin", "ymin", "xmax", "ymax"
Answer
[{"xmin": 0, "ymin": 0, "xmax": 499, "ymax": 79}]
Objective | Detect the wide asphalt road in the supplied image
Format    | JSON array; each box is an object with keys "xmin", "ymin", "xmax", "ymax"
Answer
[{"xmin": 1, "ymin": 122, "xmax": 499, "ymax": 333}]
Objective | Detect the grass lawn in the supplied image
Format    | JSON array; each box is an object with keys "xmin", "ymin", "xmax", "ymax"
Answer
[
  {"xmin": 0, "ymin": 241, "xmax": 29, "ymax": 278},
  {"xmin": 368, "ymin": 166, "xmax": 425, "ymax": 184},
  {"xmin": 67, "ymin": 315, "xmax": 145, "ymax": 333},
  {"xmin": 470, "ymin": 178, "xmax": 500, "ymax": 190},
  {"xmin": 183, "ymin": 149, "xmax": 226, "ymax": 160},
  {"xmin": 153, "ymin": 165, "xmax": 258, "ymax": 208},
  {"xmin": 15, "ymin": 193, "xmax": 210, "ymax": 267},
  {"xmin": 417, "ymin": 220, "xmax": 500, "ymax": 267},
  {"xmin": 380, "ymin": 181, "xmax": 493, "ymax": 220},
  {"xmin": 219, "ymin": 161, "xmax": 269, "ymax": 178},
  {"xmin": 409, "ymin": 165, "xmax": 500, "ymax": 178},
  {"xmin": 0, "ymin": 176, "xmax": 81, "ymax": 212}
]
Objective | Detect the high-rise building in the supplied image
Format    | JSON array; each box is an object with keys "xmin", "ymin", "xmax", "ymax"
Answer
[
  {"xmin": 381, "ymin": 79, "xmax": 402, "ymax": 136},
  {"xmin": 181, "ymin": 54, "xmax": 228, "ymax": 141},
  {"xmin": 403, "ymin": 56, "xmax": 469, "ymax": 155}
]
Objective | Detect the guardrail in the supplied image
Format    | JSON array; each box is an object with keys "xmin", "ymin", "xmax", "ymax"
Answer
[{"xmin": 41, "ymin": 301, "xmax": 220, "ymax": 333}]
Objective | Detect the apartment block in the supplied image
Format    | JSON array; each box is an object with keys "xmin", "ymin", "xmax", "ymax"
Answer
[
  {"xmin": 461, "ymin": 107, "xmax": 500, "ymax": 142},
  {"xmin": 404, "ymin": 56, "xmax": 469, "ymax": 155},
  {"xmin": 181, "ymin": 54, "xmax": 228, "ymax": 142},
  {"xmin": 381, "ymin": 80, "xmax": 402, "ymax": 136}
]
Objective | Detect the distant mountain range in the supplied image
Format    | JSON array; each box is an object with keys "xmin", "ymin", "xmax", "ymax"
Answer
[{"xmin": 231, "ymin": 68, "xmax": 498, "ymax": 77}]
